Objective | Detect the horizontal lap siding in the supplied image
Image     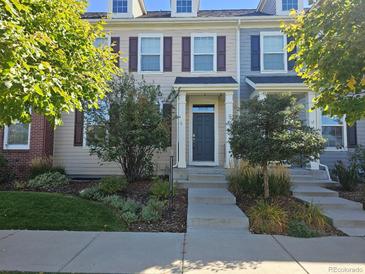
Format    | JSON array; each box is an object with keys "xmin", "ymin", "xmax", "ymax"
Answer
[
  {"xmin": 239, "ymin": 28, "xmax": 297, "ymax": 100},
  {"xmin": 53, "ymin": 26, "xmax": 238, "ymax": 176}
]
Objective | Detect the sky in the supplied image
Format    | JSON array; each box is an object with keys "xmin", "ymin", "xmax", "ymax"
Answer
[{"xmin": 87, "ymin": 0, "xmax": 261, "ymax": 12}]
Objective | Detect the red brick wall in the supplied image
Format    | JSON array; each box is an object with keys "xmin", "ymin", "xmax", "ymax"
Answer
[{"xmin": 0, "ymin": 114, "xmax": 54, "ymax": 179}]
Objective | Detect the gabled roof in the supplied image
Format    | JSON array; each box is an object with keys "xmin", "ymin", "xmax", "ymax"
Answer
[{"xmin": 82, "ymin": 9, "xmax": 271, "ymax": 20}]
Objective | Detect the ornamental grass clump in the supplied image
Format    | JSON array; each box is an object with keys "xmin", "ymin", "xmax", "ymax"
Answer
[
  {"xmin": 248, "ymin": 200, "xmax": 288, "ymax": 234},
  {"xmin": 295, "ymin": 203, "xmax": 328, "ymax": 231},
  {"xmin": 99, "ymin": 176, "xmax": 128, "ymax": 195},
  {"xmin": 29, "ymin": 157, "xmax": 65, "ymax": 179},
  {"xmin": 228, "ymin": 161, "xmax": 291, "ymax": 198},
  {"xmin": 150, "ymin": 178, "xmax": 174, "ymax": 200}
]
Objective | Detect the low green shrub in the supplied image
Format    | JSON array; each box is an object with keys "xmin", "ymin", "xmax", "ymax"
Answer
[
  {"xmin": 28, "ymin": 172, "xmax": 69, "ymax": 191},
  {"xmin": 13, "ymin": 180, "xmax": 28, "ymax": 190},
  {"xmin": 248, "ymin": 200, "xmax": 288, "ymax": 234},
  {"xmin": 287, "ymin": 220, "xmax": 320, "ymax": 238},
  {"xmin": 102, "ymin": 195, "xmax": 141, "ymax": 225},
  {"xmin": 150, "ymin": 178, "xmax": 174, "ymax": 200},
  {"xmin": 30, "ymin": 157, "xmax": 65, "ymax": 179},
  {"xmin": 99, "ymin": 176, "xmax": 128, "ymax": 195},
  {"xmin": 141, "ymin": 198, "xmax": 166, "ymax": 222},
  {"xmin": 80, "ymin": 186, "xmax": 105, "ymax": 201},
  {"xmin": 350, "ymin": 145, "xmax": 365, "ymax": 182},
  {"xmin": 0, "ymin": 154, "xmax": 14, "ymax": 184},
  {"xmin": 228, "ymin": 161, "xmax": 291, "ymax": 198},
  {"xmin": 333, "ymin": 161, "xmax": 359, "ymax": 191}
]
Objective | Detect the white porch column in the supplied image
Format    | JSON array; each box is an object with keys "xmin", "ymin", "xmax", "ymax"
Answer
[
  {"xmin": 307, "ymin": 91, "xmax": 321, "ymax": 170},
  {"xmin": 177, "ymin": 92, "xmax": 187, "ymax": 168},
  {"xmin": 225, "ymin": 92, "xmax": 234, "ymax": 168}
]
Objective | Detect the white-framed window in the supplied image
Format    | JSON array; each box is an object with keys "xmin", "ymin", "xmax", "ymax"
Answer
[
  {"xmin": 138, "ymin": 35, "xmax": 163, "ymax": 73},
  {"xmin": 192, "ymin": 34, "xmax": 217, "ymax": 72},
  {"xmin": 177, "ymin": 0, "xmax": 192, "ymax": 13},
  {"xmin": 321, "ymin": 115, "xmax": 348, "ymax": 150},
  {"xmin": 113, "ymin": 0, "xmax": 128, "ymax": 13},
  {"xmin": 260, "ymin": 32, "xmax": 287, "ymax": 73},
  {"xmin": 3, "ymin": 123, "xmax": 31, "ymax": 150},
  {"xmin": 282, "ymin": 0, "xmax": 298, "ymax": 11}
]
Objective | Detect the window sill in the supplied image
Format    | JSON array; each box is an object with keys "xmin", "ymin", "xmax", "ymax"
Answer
[
  {"xmin": 3, "ymin": 146, "xmax": 30, "ymax": 151},
  {"xmin": 260, "ymin": 70, "xmax": 288, "ymax": 74},
  {"xmin": 138, "ymin": 71, "xmax": 163, "ymax": 75}
]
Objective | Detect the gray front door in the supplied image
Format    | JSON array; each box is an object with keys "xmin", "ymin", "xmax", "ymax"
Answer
[{"xmin": 193, "ymin": 105, "xmax": 215, "ymax": 162}]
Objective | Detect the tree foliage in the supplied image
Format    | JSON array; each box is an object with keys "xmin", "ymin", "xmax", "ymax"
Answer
[
  {"xmin": 229, "ymin": 94, "xmax": 325, "ymax": 198},
  {"xmin": 85, "ymin": 74, "xmax": 175, "ymax": 183},
  {"xmin": 282, "ymin": 0, "xmax": 365, "ymax": 124},
  {"xmin": 0, "ymin": 0, "xmax": 119, "ymax": 125}
]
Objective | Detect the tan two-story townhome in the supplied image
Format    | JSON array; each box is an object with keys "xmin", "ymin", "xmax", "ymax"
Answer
[{"xmin": 2, "ymin": 0, "xmax": 364, "ymax": 178}]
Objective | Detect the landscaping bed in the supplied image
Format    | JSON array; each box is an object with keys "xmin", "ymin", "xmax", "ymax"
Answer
[
  {"xmin": 0, "ymin": 178, "xmax": 187, "ymax": 233},
  {"xmin": 235, "ymin": 194, "xmax": 345, "ymax": 237}
]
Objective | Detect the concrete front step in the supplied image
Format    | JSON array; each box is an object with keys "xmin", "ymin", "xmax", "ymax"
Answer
[
  {"xmin": 188, "ymin": 174, "xmax": 227, "ymax": 182},
  {"xmin": 336, "ymin": 226, "xmax": 365, "ymax": 237},
  {"xmin": 292, "ymin": 186, "xmax": 339, "ymax": 197},
  {"xmin": 323, "ymin": 208, "xmax": 365, "ymax": 228},
  {"xmin": 187, "ymin": 204, "xmax": 249, "ymax": 230},
  {"xmin": 189, "ymin": 188, "xmax": 236, "ymax": 205},
  {"xmin": 292, "ymin": 180, "xmax": 339, "ymax": 187},
  {"xmin": 176, "ymin": 180, "xmax": 228, "ymax": 189},
  {"xmin": 295, "ymin": 195, "xmax": 363, "ymax": 210}
]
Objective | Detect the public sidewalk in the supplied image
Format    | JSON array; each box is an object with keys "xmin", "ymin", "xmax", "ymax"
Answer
[{"xmin": 0, "ymin": 230, "xmax": 364, "ymax": 274}]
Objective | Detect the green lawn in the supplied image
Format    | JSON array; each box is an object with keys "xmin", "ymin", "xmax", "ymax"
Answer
[{"xmin": 0, "ymin": 192, "xmax": 127, "ymax": 231}]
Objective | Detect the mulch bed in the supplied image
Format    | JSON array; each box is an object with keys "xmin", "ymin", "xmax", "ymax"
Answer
[
  {"xmin": 327, "ymin": 184, "xmax": 365, "ymax": 205},
  {"xmin": 0, "ymin": 179, "xmax": 188, "ymax": 233},
  {"xmin": 235, "ymin": 194, "xmax": 345, "ymax": 236}
]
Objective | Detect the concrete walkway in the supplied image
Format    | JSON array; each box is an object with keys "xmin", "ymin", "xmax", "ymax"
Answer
[
  {"xmin": 1, "ymin": 230, "xmax": 364, "ymax": 274},
  {"xmin": 291, "ymin": 169, "xmax": 365, "ymax": 236}
]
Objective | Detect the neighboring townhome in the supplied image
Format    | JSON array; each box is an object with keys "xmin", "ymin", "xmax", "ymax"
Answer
[
  {"xmin": 1, "ymin": 0, "xmax": 364, "ymax": 178},
  {"xmin": 242, "ymin": 0, "xmax": 365, "ymax": 169}
]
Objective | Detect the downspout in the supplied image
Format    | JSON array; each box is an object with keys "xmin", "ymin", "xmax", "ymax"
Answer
[
  {"xmin": 173, "ymin": 96, "xmax": 179, "ymax": 168},
  {"xmin": 236, "ymin": 19, "xmax": 241, "ymax": 112}
]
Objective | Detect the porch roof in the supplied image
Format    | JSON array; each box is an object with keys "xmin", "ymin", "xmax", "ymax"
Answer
[
  {"xmin": 246, "ymin": 76, "xmax": 304, "ymax": 84},
  {"xmin": 175, "ymin": 77, "xmax": 238, "ymax": 85}
]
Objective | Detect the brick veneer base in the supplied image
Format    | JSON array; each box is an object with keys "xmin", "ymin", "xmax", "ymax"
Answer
[{"xmin": 0, "ymin": 114, "xmax": 54, "ymax": 179}]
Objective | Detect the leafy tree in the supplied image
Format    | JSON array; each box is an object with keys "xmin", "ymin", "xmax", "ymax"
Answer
[
  {"xmin": 229, "ymin": 95, "xmax": 326, "ymax": 199},
  {"xmin": 85, "ymin": 74, "xmax": 175, "ymax": 183},
  {"xmin": 282, "ymin": 0, "xmax": 365, "ymax": 124},
  {"xmin": 0, "ymin": 0, "xmax": 119, "ymax": 126}
]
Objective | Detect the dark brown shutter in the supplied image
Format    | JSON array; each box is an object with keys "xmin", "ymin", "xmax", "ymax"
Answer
[
  {"xmin": 287, "ymin": 36, "xmax": 296, "ymax": 71},
  {"xmin": 163, "ymin": 37, "xmax": 173, "ymax": 72},
  {"xmin": 111, "ymin": 37, "xmax": 121, "ymax": 67},
  {"xmin": 74, "ymin": 110, "xmax": 84, "ymax": 147},
  {"xmin": 182, "ymin": 37, "xmax": 191, "ymax": 72},
  {"xmin": 347, "ymin": 123, "xmax": 357, "ymax": 148},
  {"xmin": 129, "ymin": 37, "xmax": 138, "ymax": 72},
  {"xmin": 163, "ymin": 103, "xmax": 172, "ymax": 146},
  {"xmin": 217, "ymin": 36, "xmax": 226, "ymax": 71},
  {"xmin": 251, "ymin": 35, "xmax": 261, "ymax": 71}
]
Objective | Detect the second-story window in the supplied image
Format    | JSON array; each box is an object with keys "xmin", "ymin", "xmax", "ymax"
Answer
[
  {"xmin": 177, "ymin": 0, "xmax": 192, "ymax": 13},
  {"xmin": 139, "ymin": 36, "xmax": 162, "ymax": 72},
  {"xmin": 193, "ymin": 36, "xmax": 216, "ymax": 72},
  {"xmin": 261, "ymin": 32, "xmax": 287, "ymax": 72},
  {"xmin": 113, "ymin": 0, "xmax": 128, "ymax": 13},
  {"xmin": 282, "ymin": 0, "xmax": 298, "ymax": 11}
]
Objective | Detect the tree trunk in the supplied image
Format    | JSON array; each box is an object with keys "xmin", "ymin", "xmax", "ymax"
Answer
[{"xmin": 263, "ymin": 163, "xmax": 270, "ymax": 199}]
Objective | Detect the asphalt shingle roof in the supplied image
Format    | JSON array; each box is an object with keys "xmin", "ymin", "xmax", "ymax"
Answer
[
  {"xmin": 246, "ymin": 76, "xmax": 304, "ymax": 84},
  {"xmin": 175, "ymin": 77, "xmax": 238, "ymax": 85},
  {"xmin": 82, "ymin": 9, "xmax": 270, "ymax": 20}
]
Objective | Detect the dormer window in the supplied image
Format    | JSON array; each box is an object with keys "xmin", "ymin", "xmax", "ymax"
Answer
[
  {"xmin": 282, "ymin": 0, "xmax": 298, "ymax": 11},
  {"xmin": 113, "ymin": 0, "xmax": 128, "ymax": 13},
  {"xmin": 177, "ymin": 0, "xmax": 192, "ymax": 13}
]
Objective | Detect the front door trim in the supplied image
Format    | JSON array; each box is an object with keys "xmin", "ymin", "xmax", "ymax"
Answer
[{"xmin": 189, "ymin": 96, "xmax": 219, "ymax": 166}]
